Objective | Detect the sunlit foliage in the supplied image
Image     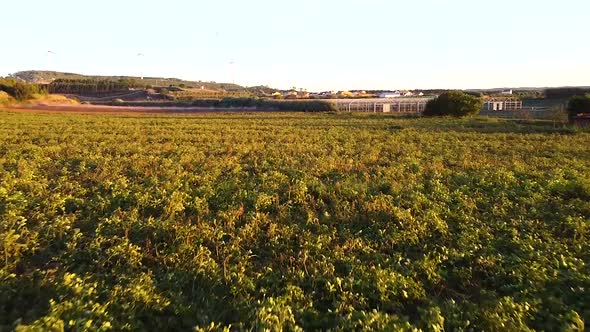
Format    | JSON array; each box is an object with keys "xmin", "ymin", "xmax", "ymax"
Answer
[{"xmin": 0, "ymin": 112, "xmax": 588, "ymax": 331}]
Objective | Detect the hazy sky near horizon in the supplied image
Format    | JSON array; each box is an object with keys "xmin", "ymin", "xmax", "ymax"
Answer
[{"xmin": 1, "ymin": 0, "xmax": 589, "ymax": 90}]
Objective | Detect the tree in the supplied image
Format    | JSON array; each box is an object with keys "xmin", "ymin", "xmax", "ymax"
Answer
[
  {"xmin": 423, "ymin": 91, "xmax": 483, "ymax": 117},
  {"xmin": 567, "ymin": 94, "xmax": 590, "ymax": 119},
  {"xmin": 0, "ymin": 79, "xmax": 45, "ymax": 101}
]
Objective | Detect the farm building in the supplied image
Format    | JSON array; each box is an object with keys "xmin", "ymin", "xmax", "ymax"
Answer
[{"xmin": 484, "ymin": 98, "xmax": 523, "ymax": 111}]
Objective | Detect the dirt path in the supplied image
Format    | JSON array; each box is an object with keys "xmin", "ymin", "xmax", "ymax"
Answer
[{"xmin": 3, "ymin": 104, "xmax": 274, "ymax": 114}]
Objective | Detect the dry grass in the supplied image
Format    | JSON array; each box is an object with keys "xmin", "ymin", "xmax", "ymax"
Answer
[
  {"xmin": 29, "ymin": 93, "xmax": 79, "ymax": 105},
  {"xmin": 0, "ymin": 91, "xmax": 14, "ymax": 105},
  {"xmin": 0, "ymin": 92, "xmax": 78, "ymax": 107}
]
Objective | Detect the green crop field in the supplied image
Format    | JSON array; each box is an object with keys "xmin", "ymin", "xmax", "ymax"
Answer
[{"xmin": 1, "ymin": 111, "xmax": 589, "ymax": 331}]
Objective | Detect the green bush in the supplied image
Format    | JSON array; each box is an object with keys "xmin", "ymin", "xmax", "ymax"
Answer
[
  {"xmin": 546, "ymin": 87, "xmax": 590, "ymax": 99},
  {"xmin": 0, "ymin": 78, "xmax": 46, "ymax": 101},
  {"xmin": 189, "ymin": 98, "xmax": 337, "ymax": 112},
  {"xmin": 567, "ymin": 94, "xmax": 590, "ymax": 119},
  {"xmin": 423, "ymin": 91, "xmax": 483, "ymax": 117},
  {"xmin": 270, "ymin": 100, "xmax": 337, "ymax": 112},
  {"xmin": 87, "ymin": 96, "xmax": 337, "ymax": 112}
]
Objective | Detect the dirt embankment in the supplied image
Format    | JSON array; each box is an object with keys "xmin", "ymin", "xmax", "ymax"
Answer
[
  {"xmin": 72, "ymin": 90, "xmax": 171, "ymax": 102},
  {"xmin": 1, "ymin": 94, "xmax": 79, "ymax": 108}
]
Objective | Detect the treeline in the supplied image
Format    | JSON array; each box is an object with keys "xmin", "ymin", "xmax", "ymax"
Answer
[
  {"xmin": 0, "ymin": 78, "xmax": 46, "ymax": 101},
  {"xmin": 545, "ymin": 87, "xmax": 590, "ymax": 99},
  {"xmin": 12, "ymin": 71, "xmax": 246, "ymax": 91},
  {"xmin": 48, "ymin": 79, "xmax": 146, "ymax": 94},
  {"xmin": 403, "ymin": 88, "xmax": 587, "ymax": 100},
  {"xmin": 510, "ymin": 90, "xmax": 543, "ymax": 99},
  {"xmin": 190, "ymin": 98, "xmax": 337, "ymax": 111},
  {"xmin": 101, "ymin": 98, "xmax": 337, "ymax": 112}
]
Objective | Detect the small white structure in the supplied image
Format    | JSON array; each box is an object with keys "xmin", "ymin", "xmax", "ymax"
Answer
[
  {"xmin": 484, "ymin": 98, "xmax": 522, "ymax": 111},
  {"xmin": 489, "ymin": 101, "xmax": 505, "ymax": 111},
  {"xmin": 501, "ymin": 89, "xmax": 513, "ymax": 95},
  {"xmin": 379, "ymin": 91, "xmax": 401, "ymax": 98}
]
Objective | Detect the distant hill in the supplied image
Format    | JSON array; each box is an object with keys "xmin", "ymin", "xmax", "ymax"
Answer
[{"xmin": 11, "ymin": 70, "xmax": 246, "ymax": 91}]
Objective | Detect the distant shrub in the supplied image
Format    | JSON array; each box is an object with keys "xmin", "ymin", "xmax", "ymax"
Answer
[
  {"xmin": 221, "ymin": 97, "xmax": 260, "ymax": 107},
  {"xmin": 0, "ymin": 91, "xmax": 14, "ymax": 105},
  {"xmin": 95, "ymin": 98, "xmax": 337, "ymax": 112},
  {"xmin": 567, "ymin": 94, "xmax": 590, "ymax": 119},
  {"xmin": 423, "ymin": 91, "xmax": 483, "ymax": 117},
  {"xmin": 48, "ymin": 78, "xmax": 143, "ymax": 94},
  {"xmin": 271, "ymin": 100, "xmax": 336, "ymax": 112},
  {"xmin": 546, "ymin": 87, "xmax": 590, "ymax": 99},
  {"xmin": 190, "ymin": 98, "xmax": 337, "ymax": 112},
  {"xmin": 190, "ymin": 99, "xmax": 221, "ymax": 107},
  {"xmin": 0, "ymin": 78, "xmax": 46, "ymax": 101}
]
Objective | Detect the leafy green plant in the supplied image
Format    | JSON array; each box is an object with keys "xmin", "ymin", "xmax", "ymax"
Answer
[
  {"xmin": 567, "ymin": 94, "xmax": 590, "ymax": 119},
  {"xmin": 0, "ymin": 78, "xmax": 46, "ymax": 101},
  {"xmin": 0, "ymin": 112, "xmax": 588, "ymax": 330},
  {"xmin": 423, "ymin": 91, "xmax": 483, "ymax": 117}
]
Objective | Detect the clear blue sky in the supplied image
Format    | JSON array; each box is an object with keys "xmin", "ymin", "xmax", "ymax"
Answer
[{"xmin": 1, "ymin": 0, "xmax": 588, "ymax": 91}]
